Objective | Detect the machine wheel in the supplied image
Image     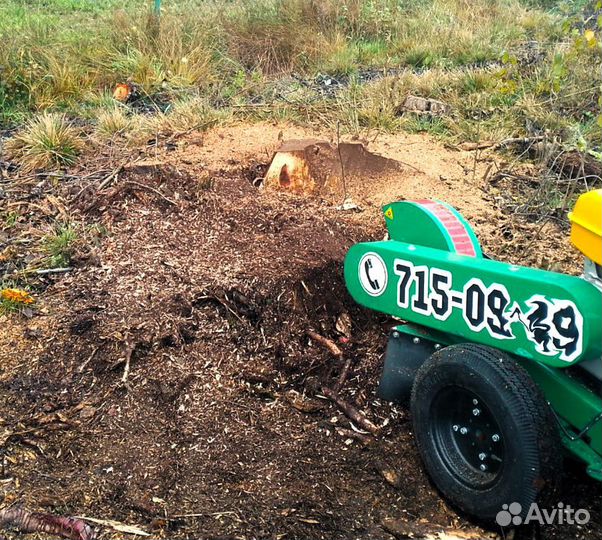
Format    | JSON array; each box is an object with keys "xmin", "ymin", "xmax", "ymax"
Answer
[{"xmin": 410, "ymin": 344, "xmax": 561, "ymax": 522}]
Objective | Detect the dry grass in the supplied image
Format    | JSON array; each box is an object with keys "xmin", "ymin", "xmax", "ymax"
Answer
[
  {"xmin": 96, "ymin": 106, "xmax": 136, "ymax": 138},
  {"xmin": 102, "ymin": 10, "xmax": 219, "ymax": 91},
  {"xmin": 1, "ymin": 0, "xmax": 600, "ymax": 171},
  {"xmin": 4, "ymin": 113, "xmax": 84, "ymax": 172},
  {"xmin": 221, "ymin": 0, "xmax": 331, "ymax": 74},
  {"xmin": 155, "ymin": 97, "xmax": 224, "ymax": 133}
]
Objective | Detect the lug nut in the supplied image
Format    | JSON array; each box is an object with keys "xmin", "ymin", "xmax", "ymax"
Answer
[
  {"xmin": 412, "ymin": 337, "xmax": 420, "ymax": 344},
  {"xmin": 472, "ymin": 399, "xmax": 478, "ymax": 405},
  {"xmin": 480, "ymin": 464, "xmax": 487, "ymax": 471},
  {"xmin": 492, "ymin": 434, "xmax": 500, "ymax": 442},
  {"xmin": 478, "ymin": 452, "xmax": 487, "ymax": 461},
  {"xmin": 434, "ymin": 343, "xmax": 441, "ymax": 350},
  {"xmin": 460, "ymin": 427, "xmax": 468, "ymax": 435},
  {"xmin": 452, "ymin": 424, "xmax": 459, "ymax": 432},
  {"xmin": 472, "ymin": 408, "xmax": 481, "ymax": 416},
  {"xmin": 392, "ymin": 331, "xmax": 399, "ymax": 338}
]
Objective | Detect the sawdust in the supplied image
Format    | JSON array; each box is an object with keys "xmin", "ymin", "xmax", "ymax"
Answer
[{"xmin": 0, "ymin": 122, "xmax": 594, "ymax": 540}]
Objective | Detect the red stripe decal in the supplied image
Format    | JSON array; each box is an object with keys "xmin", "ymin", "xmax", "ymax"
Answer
[{"xmin": 414, "ymin": 200, "xmax": 476, "ymax": 257}]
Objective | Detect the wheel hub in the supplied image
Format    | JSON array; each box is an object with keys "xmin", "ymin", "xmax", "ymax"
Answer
[{"xmin": 433, "ymin": 387, "xmax": 505, "ymax": 488}]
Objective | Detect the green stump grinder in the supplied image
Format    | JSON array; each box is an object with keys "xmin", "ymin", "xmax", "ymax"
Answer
[{"xmin": 344, "ymin": 190, "xmax": 602, "ymax": 522}]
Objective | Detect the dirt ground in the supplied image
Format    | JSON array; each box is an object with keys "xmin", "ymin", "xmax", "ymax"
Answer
[{"xmin": 0, "ymin": 122, "xmax": 599, "ymax": 540}]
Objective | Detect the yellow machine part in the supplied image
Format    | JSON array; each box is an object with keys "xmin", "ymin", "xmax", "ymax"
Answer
[{"xmin": 569, "ymin": 189, "xmax": 602, "ymax": 265}]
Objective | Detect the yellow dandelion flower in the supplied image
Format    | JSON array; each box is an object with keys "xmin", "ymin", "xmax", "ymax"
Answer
[{"xmin": 584, "ymin": 29, "xmax": 596, "ymax": 47}]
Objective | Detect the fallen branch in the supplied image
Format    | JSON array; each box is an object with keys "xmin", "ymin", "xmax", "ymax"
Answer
[
  {"xmin": 321, "ymin": 386, "xmax": 380, "ymax": 435},
  {"xmin": 0, "ymin": 507, "xmax": 96, "ymax": 540}
]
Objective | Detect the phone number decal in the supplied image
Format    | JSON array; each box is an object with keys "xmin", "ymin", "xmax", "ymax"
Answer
[{"xmin": 393, "ymin": 258, "xmax": 583, "ymax": 362}]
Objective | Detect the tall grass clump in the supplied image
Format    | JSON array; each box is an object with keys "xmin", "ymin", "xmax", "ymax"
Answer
[
  {"xmin": 95, "ymin": 105, "xmax": 146, "ymax": 141},
  {"xmin": 1, "ymin": 0, "xmax": 599, "ymax": 152},
  {"xmin": 4, "ymin": 113, "xmax": 84, "ymax": 171},
  {"xmin": 100, "ymin": 8, "xmax": 220, "ymax": 92},
  {"xmin": 147, "ymin": 96, "xmax": 224, "ymax": 134}
]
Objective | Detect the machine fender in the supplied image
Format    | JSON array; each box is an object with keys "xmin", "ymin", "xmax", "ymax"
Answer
[{"xmin": 378, "ymin": 328, "xmax": 439, "ymax": 403}]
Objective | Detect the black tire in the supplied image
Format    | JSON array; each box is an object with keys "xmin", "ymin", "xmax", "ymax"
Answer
[{"xmin": 410, "ymin": 344, "xmax": 561, "ymax": 522}]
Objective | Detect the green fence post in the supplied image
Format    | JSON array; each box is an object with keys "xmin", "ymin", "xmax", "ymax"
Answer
[{"xmin": 154, "ymin": 0, "xmax": 161, "ymax": 15}]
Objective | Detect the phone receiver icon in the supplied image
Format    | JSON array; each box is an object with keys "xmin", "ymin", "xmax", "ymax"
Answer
[{"xmin": 364, "ymin": 258, "xmax": 380, "ymax": 290}]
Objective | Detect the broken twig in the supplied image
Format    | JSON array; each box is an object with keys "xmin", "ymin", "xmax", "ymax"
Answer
[
  {"xmin": 122, "ymin": 342, "xmax": 136, "ymax": 383},
  {"xmin": 97, "ymin": 165, "xmax": 123, "ymax": 191},
  {"xmin": 307, "ymin": 330, "xmax": 342, "ymax": 360},
  {"xmin": 307, "ymin": 330, "xmax": 352, "ymax": 392},
  {"xmin": 334, "ymin": 426, "xmax": 373, "ymax": 445},
  {"xmin": 74, "ymin": 516, "xmax": 149, "ymax": 536},
  {"xmin": 333, "ymin": 357, "xmax": 353, "ymax": 393},
  {"xmin": 321, "ymin": 386, "xmax": 380, "ymax": 435},
  {"xmin": 124, "ymin": 181, "xmax": 178, "ymax": 206},
  {"xmin": 36, "ymin": 267, "xmax": 73, "ymax": 275}
]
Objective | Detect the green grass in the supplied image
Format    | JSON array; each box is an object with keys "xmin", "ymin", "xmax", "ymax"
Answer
[
  {"xmin": 2, "ymin": 211, "xmax": 19, "ymax": 229},
  {"xmin": 0, "ymin": 0, "xmax": 600, "ymax": 163},
  {"xmin": 43, "ymin": 224, "xmax": 78, "ymax": 268}
]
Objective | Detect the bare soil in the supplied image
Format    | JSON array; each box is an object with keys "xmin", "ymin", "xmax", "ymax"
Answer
[{"xmin": 0, "ymin": 122, "xmax": 598, "ymax": 539}]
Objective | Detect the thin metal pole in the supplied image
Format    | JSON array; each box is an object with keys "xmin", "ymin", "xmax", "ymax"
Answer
[{"xmin": 154, "ymin": 0, "xmax": 161, "ymax": 15}]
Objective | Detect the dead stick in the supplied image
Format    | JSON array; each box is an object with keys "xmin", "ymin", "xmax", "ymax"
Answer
[
  {"xmin": 79, "ymin": 347, "xmax": 99, "ymax": 373},
  {"xmin": 321, "ymin": 386, "xmax": 380, "ymax": 435},
  {"xmin": 307, "ymin": 330, "xmax": 352, "ymax": 391},
  {"xmin": 334, "ymin": 426, "xmax": 374, "ymax": 445},
  {"xmin": 121, "ymin": 343, "xmax": 136, "ymax": 383},
  {"xmin": 124, "ymin": 181, "xmax": 177, "ymax": 206},
  {"xmin": 307, "ymin": 330, "xmax": 342, "ymax": 359},
  {"xmin": 35, "ymin": 267, "xmax": 73, "ymax": 275},
  {"xmin": 333, "ymin": 357, "xmax": 352, "ymax": 393},
  {"xmin": 97, "ymin": 163, "xmax": 125, "ymax": 191},
  {"xmin": 336, "ymin": 122, "xmax": 347, "ymax": 204}
]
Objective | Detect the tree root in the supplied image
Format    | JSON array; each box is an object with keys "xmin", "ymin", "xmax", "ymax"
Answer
[{"xmin": 0, "ymin": 507, "xmax": 96, "ymax": 540}]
